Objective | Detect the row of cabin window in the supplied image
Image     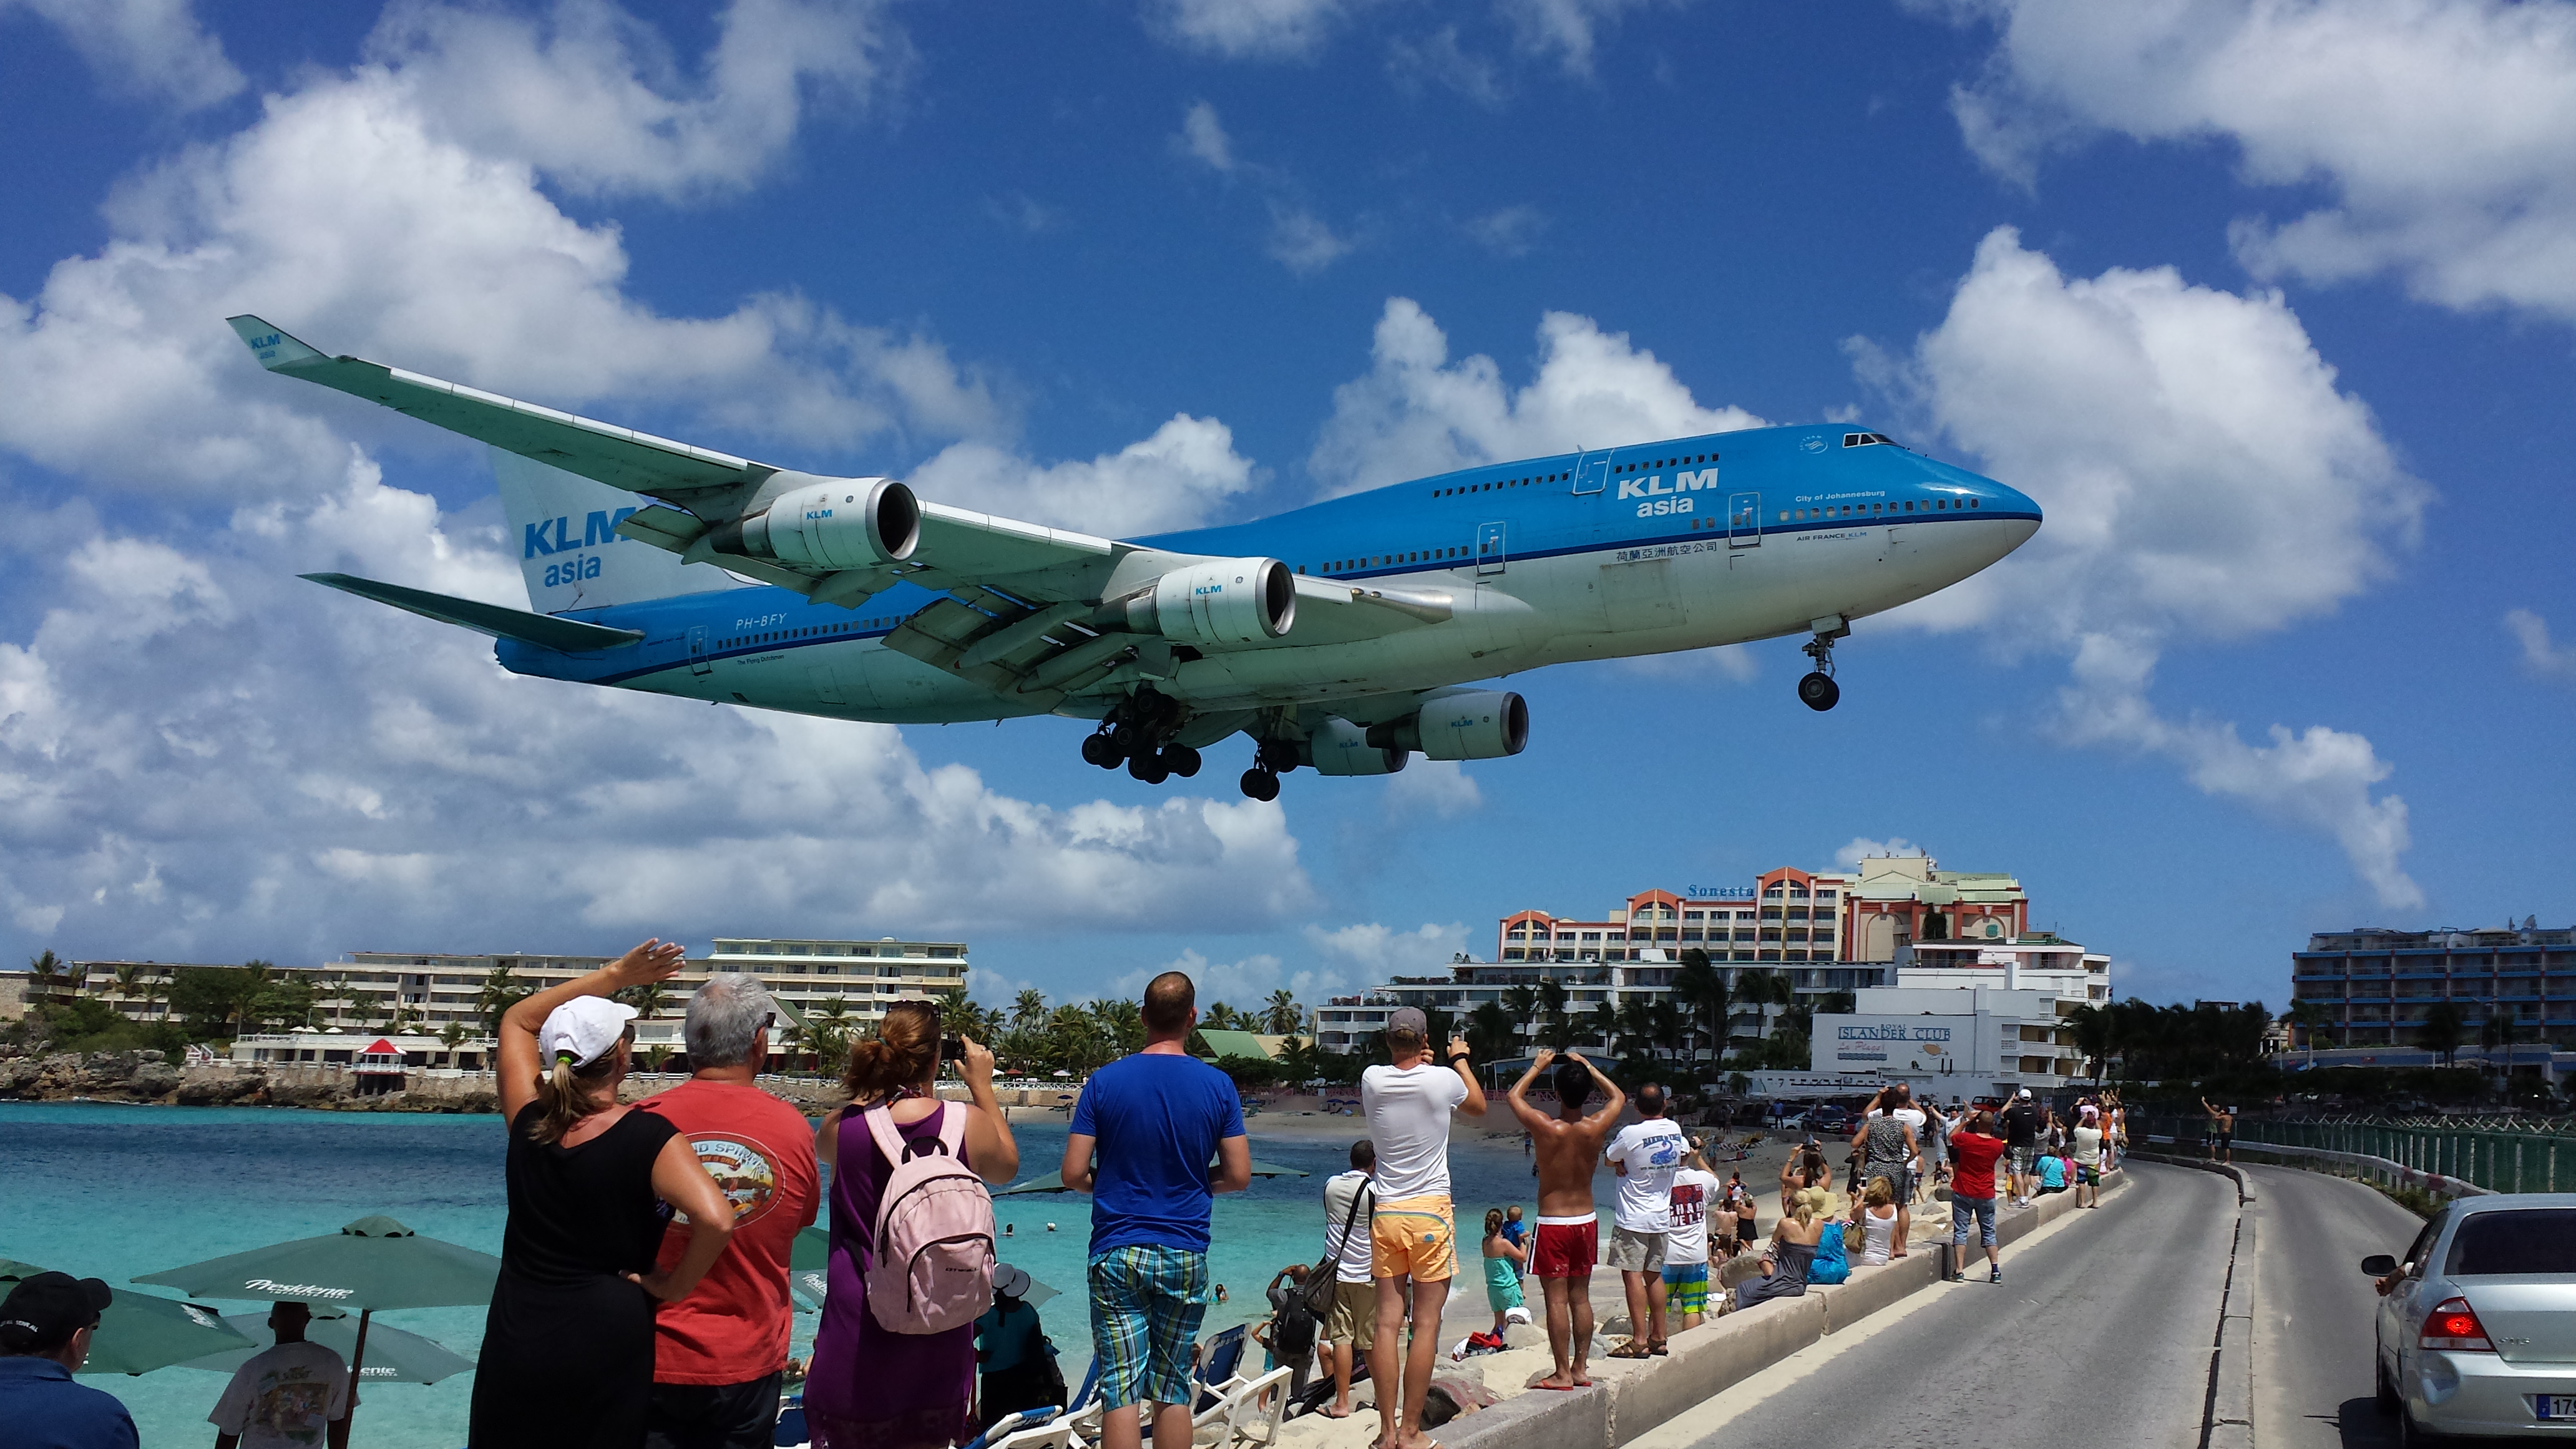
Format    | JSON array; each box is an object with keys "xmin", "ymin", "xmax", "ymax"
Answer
[
  {"xmin": 1778, "ymin": 497, "xmax": 1979, "ymax": 522},
  {"xmin": 1302, "ymin": 544, "xmax": 1480, "ymax": 575},
  {"xmin": 720, "ymin": 616, "xmax": 900, "ymax": 649},
  {"xmin": 1613, "ymin": 451, "xmax": 1717, "ymax": 474},
  {"xmin": 1430, "ymin": 471, "xmax": 1564, "ymax": 497}
]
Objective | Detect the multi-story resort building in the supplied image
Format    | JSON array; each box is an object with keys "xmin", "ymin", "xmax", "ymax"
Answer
[
  {"xmin": 2291, "ymin": 922, "xmax": 2576, "ymax": 1048},
  {"xmin": 1315, "ymin": 854, "xmax": 2072, "ymax": 1058},
  {"xmin": 58, "ymin": 937, "xmax": 968, "ymax": 1070}
]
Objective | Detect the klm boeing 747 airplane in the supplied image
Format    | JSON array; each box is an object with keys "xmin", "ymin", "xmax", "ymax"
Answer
[{"xmin": 230, "ymin": 315, "xmax": 2039, "ymax": 799}]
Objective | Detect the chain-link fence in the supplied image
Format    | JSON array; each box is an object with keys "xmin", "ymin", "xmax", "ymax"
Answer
[{"xmin": 2154, "ymin": 1115, "xmax": 2576, "ymax": 1194}]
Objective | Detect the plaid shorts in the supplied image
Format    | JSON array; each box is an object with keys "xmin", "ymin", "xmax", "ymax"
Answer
[{"xmin": 1088, "ymin": 1246, "xmax": 1209, "ymax": 1410}]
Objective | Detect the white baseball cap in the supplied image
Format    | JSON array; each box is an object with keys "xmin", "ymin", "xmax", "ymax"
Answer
[
  {"xmin": 541, "ymin": 997, "xmax": 637, "ymax": 1067},
  {"xmin": 2017, "ymin": 1088, "xmax": 2032, "ymax": 1099}
]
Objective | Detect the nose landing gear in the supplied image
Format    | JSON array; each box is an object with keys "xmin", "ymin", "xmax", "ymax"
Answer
[{"xmin": 1798, "ymin": 617, "xmax": 1849, "ymax": 712}]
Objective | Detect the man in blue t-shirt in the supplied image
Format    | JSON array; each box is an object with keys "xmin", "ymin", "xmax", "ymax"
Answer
[{"xmin": 1064, "ymin": 972, "xmax": 1251, "ymax": 1449}]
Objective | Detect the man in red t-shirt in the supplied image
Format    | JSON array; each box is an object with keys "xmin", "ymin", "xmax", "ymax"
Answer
[
  {"xmin": 639, "ymin": 975, "xmax": 821, "ymax": 1449},
  {"xmin": 1945, "ymin": 1109, "xmax": 2009, "ymax": 1285}
]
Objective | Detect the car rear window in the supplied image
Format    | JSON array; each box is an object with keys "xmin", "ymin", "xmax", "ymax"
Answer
[{"xmin": 2446, "ymin": 1209, "xmax": 2576, "ymax": 1276}]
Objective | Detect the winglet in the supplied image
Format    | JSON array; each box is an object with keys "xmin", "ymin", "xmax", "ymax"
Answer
[{"xmin": 225, "ymin": 315, "xmax": 329, "ymax": 371}]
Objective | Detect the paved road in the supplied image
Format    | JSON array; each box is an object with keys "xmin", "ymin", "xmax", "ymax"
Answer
[
  {"xmin": 2243, "ymin": 1162, "xmax": 2427, "ymax": 1449},
  {"xmin": 1648, "ymin": 1161, "xmax": 2238, "ymax": 1449}
]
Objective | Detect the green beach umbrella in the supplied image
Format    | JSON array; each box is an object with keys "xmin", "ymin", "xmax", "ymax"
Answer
[
  {"xmin": 178, "ymin": 1309, "xmax": 473, "ymax": 1386},
  {"xmin": 0, "ymin": 1258, "xmax": 253, "ymax": 1376},
  {"xmin": 134, "ymin": 1215, "xmax": 503, "ymax": 1437}
]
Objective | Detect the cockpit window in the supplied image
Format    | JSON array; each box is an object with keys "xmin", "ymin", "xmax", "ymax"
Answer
[{"xmin": 1842, "ymin": 432, "xmax": 1901, "ymax": 449}]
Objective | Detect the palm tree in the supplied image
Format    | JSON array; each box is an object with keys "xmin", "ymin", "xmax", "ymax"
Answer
[
  {"xmin": 615, "ymin": 979, "xmax": 671, "ymax": 1022},
  {"xmin": 1585, "ymin": 1002, "xmax": 1617, "ymax": 1052},
  {"xmin": 2419, "ymin": 1000, "xmax": 2467, "ymax": 1067},
  {"xmin": 1732, "ymin": 969, "xmax": 1790, "ymax": 1042},
  {"xmin": 27, "ymin": 950, "xmax": 69, "ymax": 1006},
  {"xmin": 1090, "ymin": 998, "xmax": 1144, "ymax": 1057},
  {"xmin": 476, "ymin": 966, "xmax": 531, "ymax": 1035},
  {"xmin": 1012, "ymin": 988, "xmax": 1050, "ymax": 1033},
  {"xmin": 1536, "ymin": 978, "xmax": 1571, "ymax": 1049},
  {"xmin": 2284, "ymin": 1000, "xmax": 2334, "ymax": 1064},
  {"xmin": 2067, "ymin": 1002, "xmax": 2115, "ymax": 1083},
  {"xmin": 1203, "ymin": 1002, "xmax": 1242, "ymax": 1032},
  {"xmin": 1264, "ymin": 988, "xmax": 1304, "ymax": 1035},
  {"xmin": 808, "ymin": 998, "xmax": 856, "ymax": 1075},
  {"xmin": 1501, "ymin": 985, "xmax": 1540, "ymax": 1054},
  {"xmin": 1672, "ymin": 950, "xmax": 1726, "ymax": 1064},
  {"xmin": 439, "ymin": 1021, "xmax": 471, "ymax": 1053},
  {"xmin": 1466, "ymin": 1002, "xmax": 1518, "ymax": 1064}
]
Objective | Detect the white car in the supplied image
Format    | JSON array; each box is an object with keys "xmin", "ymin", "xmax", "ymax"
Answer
[{"xmin": 2364, "ymin": 1193, "xmax": 2576, "ymax": 1443}]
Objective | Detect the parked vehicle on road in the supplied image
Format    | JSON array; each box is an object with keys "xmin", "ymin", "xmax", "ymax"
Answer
[{"xmin": 2363, "ymin": 1193, "xmax": 2576, "ymax": 1443}]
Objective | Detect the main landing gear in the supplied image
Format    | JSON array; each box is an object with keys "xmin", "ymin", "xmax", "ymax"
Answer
[
  {"xmin": 1798, "ymin": 617, "xmax": 1850, "ymax": 712},
  {"xmin": 1237, "ymin": 739, "xmax": 1299, "ymax": 802},
  {"xmin": 1080, "ymin": 690, "xmax": 1202, "ymax": 784}
]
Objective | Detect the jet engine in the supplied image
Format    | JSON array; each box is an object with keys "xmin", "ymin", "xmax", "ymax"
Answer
[
  {"xmin": 1111, "ymin": 559, "xmax": 1297, "ymax": 646},
  {"xmin": 706, "ymin": 476, "xmax": 920, "ymax": 570},
  {"xmin": 1301, "ymin": 717, "xmax": 1407, "ymax": 776},
  {"xmin": 1365, "ymin": 691, "xmax": 1528, "ymax": 761}
]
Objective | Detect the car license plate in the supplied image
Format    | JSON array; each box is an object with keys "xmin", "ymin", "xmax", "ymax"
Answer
[{"xmin": 2540, "ymin": 1396, "xmax": 2576, "ymax": 1419}]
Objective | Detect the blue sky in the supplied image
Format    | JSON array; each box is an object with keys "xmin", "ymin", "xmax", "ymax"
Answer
[{"xmin": 2, "ymin": 0, "xmax": 2571, "ymax": 1017}]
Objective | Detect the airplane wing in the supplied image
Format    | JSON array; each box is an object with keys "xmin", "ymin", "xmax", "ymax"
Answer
[{"xmin": 226, "ymin": 316, "xmax": 1137, "ymax": 609}]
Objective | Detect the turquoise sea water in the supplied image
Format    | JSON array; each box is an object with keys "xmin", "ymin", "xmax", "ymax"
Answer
[{"xmin": 0, "ymin": 1103, "xmax": 1588, "ymax": 1449}]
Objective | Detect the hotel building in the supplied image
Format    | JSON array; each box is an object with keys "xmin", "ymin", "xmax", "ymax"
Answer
[{"xmin": 2291, "ymin": 922, "xmax": 2576, "ymax": 1047}]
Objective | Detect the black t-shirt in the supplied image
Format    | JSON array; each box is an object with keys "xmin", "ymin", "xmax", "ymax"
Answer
[{"xmin": 2000, "ymin": 1105, "xmax": 2038, "ymax": 1149}]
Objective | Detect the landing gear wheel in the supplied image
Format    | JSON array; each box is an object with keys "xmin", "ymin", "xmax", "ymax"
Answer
[
  {"xmin": 1797, "ymin": 671, "xmax": 1841, "ymax": 711},
  {"xmin": 1239, "ymin": 768, "xmax": 1281, "ymax": 802},
  {"xmin": 1128, "ymin": 753, "xmax": 1170, "ymax": 785},
  {"xmin": 1164, "ymin": 744, "xmax": 1202, "ymax": 779},
  {"xmin": 1080, "ymin": 732, "xmax": 1122, "ymax": 768}
]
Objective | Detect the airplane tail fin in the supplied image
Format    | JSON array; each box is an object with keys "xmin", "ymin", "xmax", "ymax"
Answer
[{"xmin": 490, "ymin": 449, "xmax": 741, "ymax": 613}]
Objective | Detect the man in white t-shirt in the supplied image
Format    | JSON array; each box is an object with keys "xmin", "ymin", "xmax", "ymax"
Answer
[
  {"xmin": 1360, "ymin": 1007, "xmax": 1486, "ymax": 1449},
  {"xmin": 1602, "ymin": 1082, "xmax": 1687, "ymax": 1356},
  {"xmin": 1662, "ymin": 1142, "xmax": 1722, "ymax": 1332},
  {"xmin": 210, "ymin": 1302, "xmax": 352, "ymax": 1449},
  {"xmin": 2071, "ymin": 1111, "xmax": 2105, "ymax": 1209},
  {"xmin": 1317, "ymin": 1140, "xmax": 1377, "ymax": 1420}
]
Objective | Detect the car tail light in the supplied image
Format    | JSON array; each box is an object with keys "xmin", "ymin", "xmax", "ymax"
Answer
[{"xmin": 2420, "ymin": 1297, "xmax": 2493, "ymax": 1352}]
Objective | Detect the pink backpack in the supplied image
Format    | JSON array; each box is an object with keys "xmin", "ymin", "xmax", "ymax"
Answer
[{"xmin": 861, "ymin": 1105, "xmax": 996, "ymax": 1334}]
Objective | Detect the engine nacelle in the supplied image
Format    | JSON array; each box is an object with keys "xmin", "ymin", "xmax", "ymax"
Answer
[
  {"xmin": 706, "ymin": 476, "xmax": 920, "ymax": 571},
  {"xmin": 1117, "ymin": 559, "xmax": 1296, "ymax": 646},
  {"xmin": 1366, "ymin": 691, "xmax": 1529, "ymax": 761},
  {"xmin": 1302, "ymin": 717, "xmax": 1407, "ymax": 776}
]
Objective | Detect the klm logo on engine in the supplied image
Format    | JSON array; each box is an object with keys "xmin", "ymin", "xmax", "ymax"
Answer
[
  {"xmin": 524, "ymin": 508, "xmax": 641, "ymax": 559},
  {"xmin": 1616, "ymin": 469, "xmax": 1719, "ymax": 502}
]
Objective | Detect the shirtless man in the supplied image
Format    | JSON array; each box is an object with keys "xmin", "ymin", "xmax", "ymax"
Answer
[
  {"xmin": 1503, "ymin": 1048, "xmax": 1625, "ymax": 1390},
  {"xmin": 2202, "ymin": 1098, "xmax": 2236, "ymax": 1164}
]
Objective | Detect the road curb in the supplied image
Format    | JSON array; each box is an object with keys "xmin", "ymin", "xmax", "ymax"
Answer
[
  {"xmin": 1440, "ymin": 1170, "xmax": 2130, "ymax": 1449},
  {"xmin": 2125, "ymin": 1149, "xmax": 2252, "ymax": 1204}
]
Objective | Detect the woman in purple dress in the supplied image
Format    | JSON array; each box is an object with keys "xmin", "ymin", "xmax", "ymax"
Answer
[{"xmin": 809, "ymin": 1001, "xmax": 1020, "ymax": 1449}]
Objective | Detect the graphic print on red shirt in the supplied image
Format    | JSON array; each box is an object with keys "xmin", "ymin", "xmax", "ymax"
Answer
[{"xmin": 640, "ymin": 1078, "xmax": 821, "ymax": 1385}]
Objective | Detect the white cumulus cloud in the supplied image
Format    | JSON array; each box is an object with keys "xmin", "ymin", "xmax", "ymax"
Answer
[
  {"xmin": 1931, "ymin": 0, "xmax": 2576, "ymax": 321},
  {"xmin": 369, "ymin": 0, "xmax": 909, "ymax": 202},
  {"xmin": 2, "ymin": 0, "xmax": 245, "ymax": 109},
  {"xmin": 1498, "ymin": 0, "xmax": 1681, "ymax": 74},
  {"xmin": 1382, "ymin": 759, "xmax": 1484, "ymax": 819},
  {"xmin": 1311, "ymin": 298, "xmax": 1765, "ymax": 498},
  {"xmin": 1143, "ymin": 0, "xmax": 1376, "ymax": 59},
  {"xmin": 1834, "ymin": 836, "xmax": 1930, "ymax": 868},
  {"xmin": 905, "ymin": 416, "xmax": 1261, "ymax": 537},
  {"xmin": 2506, "ymin": 608, "xmax": 2576, "ymax": 681},
  {"xmin": 1855, "ymin": 227, "xmax": 2428, "ymax": 905},
  {"xmin": 1304, "ymin": 920, "xmax": 1473, "ymax": 977}
]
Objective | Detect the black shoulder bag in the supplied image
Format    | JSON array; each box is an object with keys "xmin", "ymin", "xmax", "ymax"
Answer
[{"xmin": 1299, "ymin": 1181, "xmax": 1371, "ymax": 1318}]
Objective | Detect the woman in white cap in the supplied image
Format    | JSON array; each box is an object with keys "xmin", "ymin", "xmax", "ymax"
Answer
[{"xmin": 471, "ymin": 939, "xmax": 739, "ymax": 1449}]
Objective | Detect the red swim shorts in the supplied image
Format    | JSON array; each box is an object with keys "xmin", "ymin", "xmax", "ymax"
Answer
[{"xmin": 1531, "ymin": 1214, "xmax": 1598, "ymax": 1279}]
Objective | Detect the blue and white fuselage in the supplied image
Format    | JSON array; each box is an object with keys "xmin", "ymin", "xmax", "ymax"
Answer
[{"xmin": 505, "ymin": 427, "xmax": 2034, "ymax": 725}]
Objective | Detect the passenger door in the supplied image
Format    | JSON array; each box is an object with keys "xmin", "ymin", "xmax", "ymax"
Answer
[
  {"xmin": 1727, "ymin": 491, "xmax": 1762, "ymax": 549},
  {"xmin": 687, "ymin": 625, "xmax": 711, "ymax": 676},
  {"xmin": 1571, "ymin": 451, "xmax": 1610, "ymax": 495},
  {"xmin": 1476, "ymin": 521, "xmax": 1507, "ymax": 576}
]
